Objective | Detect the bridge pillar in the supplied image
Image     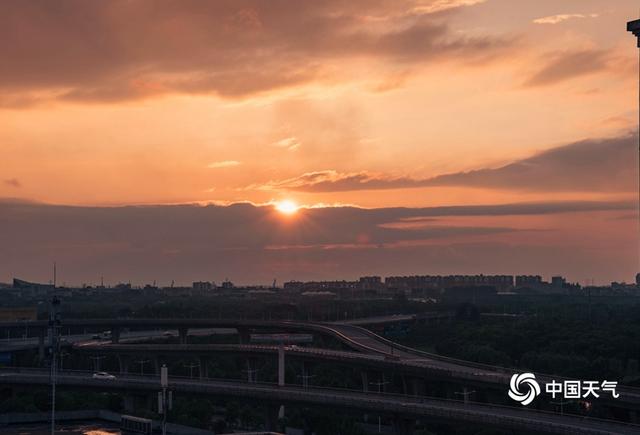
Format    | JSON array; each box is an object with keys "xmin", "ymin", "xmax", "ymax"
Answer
[
  {"xmin": 278, "ymin": 343, "xmax": 285, "ymax": 386},
  {"xmin": 38, "ymin": 328, "xmax": 46, "ymax": 362},
  {"xmin": 178, "ymin": 327, "xmax": 188, "ymax": 345},
  {"xmin": 238, "ymin": 327, "xmax": 250, "ymax": 344},
  {"xmin": 301, "ymin": 361, "xmax": 311, "ymax": 388},
  {"xmin": 123, "ymin": 395, "xmax": 135, "ymax": 413},
  {"xmin": 411, "ymin": 378, "xmax": 425, "ymax": 396},
  {"xmin": 361, "ymin": 371, "xmax": 369, "ymax": 392},
  {"xmin": 246, "ymin": 359, "xmax": 257, "ymax": 383},
  {"xmin": 118, "ymin": 355, "xmax": 130, "ymax": 374},
  {"xmin": 199, "ymin": 356, "xmax": 208, "ymax": 380},
  {"xmin": 111, "ymin": 327, "xmax": 120, "ymax": 344}
]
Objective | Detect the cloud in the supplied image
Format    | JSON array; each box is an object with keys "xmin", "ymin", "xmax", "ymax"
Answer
[
  {"xmin": 257, "ymin": 134, "xmax": 637, "ymax": 193},
  {"xmin": 3, "ymin": 178, "xmax": 21, "ymax": 188},
  {"xmin": 0, "ymin": 0, "xmax": 514, "ymax": 105},
  {"xmin": 523, "ymin": 49, "xmax": 610, "ymax": 87},
  {"xmin": 272, "ymin": 137, "xmax": 301, "ymax": 151},
  {"xmin": 532, "ymin": 13, "xmax": 598, "ymax": 25},
  {"xmin": 410, "ymin": 0, "xmax": 487, "ymax": 15},
  {"xmin": 207, "ymin": 160, "xmax": 241, "ymax": 169},
  {"xmin": 0, "ymin": 198, "xmax": 632, "ymax": 284}
]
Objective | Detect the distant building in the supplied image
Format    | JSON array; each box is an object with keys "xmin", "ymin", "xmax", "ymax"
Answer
[
  {"xmin": 515, "ymin": 275, "xmax": 543, "ymax": 288},
  {"xmin": 385, "ymin": 275, "xmax": 513, "ymax": 293},
  {"xmin": 114, "ymin": 283, "xmax": 132, "ymax": 290},
  {"xmin": 192, "ymin": 281, "xmax": 213, "ymax": 291},
  {"xmin": 551, "ymin": 276, "xmax": 566, "ymax": 288},
  {"xmin": 358, "ymin": 276, "xmax": 383, "ymax": 291}
]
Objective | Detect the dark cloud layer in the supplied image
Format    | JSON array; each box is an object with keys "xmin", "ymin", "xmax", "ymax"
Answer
[
  {"xmin": 265, "ymin": 134, "xmax": 637, "ymax": 193},
  {"xmin": 0, "ymin": 199, "xmax": 633, "ymax": 285},
  {"xmin": 3, "ymin": 179, "xmax": 21, "ymax": 188},
  {"xmin": 523, "ymin": 49, "xmax": 611, "ymax": 87},
  {"xmin": 0, "ymin": 0, "xmax": 511, "ymax": 104}
]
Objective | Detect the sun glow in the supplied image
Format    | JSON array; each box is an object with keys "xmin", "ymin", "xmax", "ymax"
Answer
[{"xmin": 275, "ymin": 200, "xmax": 299, "ymax": 215}]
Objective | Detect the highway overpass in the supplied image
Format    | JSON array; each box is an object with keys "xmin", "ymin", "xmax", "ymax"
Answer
[
  {"xmin": 3, "ymin": 317, "xmax": 640, "ymax": 411},
  {"xmin": 1, "ymin": 368, "xmax": 638, "ymax": 435}
]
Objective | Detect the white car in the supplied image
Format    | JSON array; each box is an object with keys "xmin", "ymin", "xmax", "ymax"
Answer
[{"xmin": 92, "ymin": 371, "xmax": 116, "ymax": 380}]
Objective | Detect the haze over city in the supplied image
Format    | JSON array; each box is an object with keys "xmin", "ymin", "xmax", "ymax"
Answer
[{"xmin": 1, "ymin": 0, "xmax": 639, "ymax": 284}]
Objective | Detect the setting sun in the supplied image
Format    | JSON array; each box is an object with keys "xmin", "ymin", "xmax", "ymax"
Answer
[{"xmin": 275, "ymin": 200, "xmax": 299, "ymax": 215}]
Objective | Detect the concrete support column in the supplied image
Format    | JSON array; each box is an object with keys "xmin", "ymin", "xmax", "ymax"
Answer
[
  {"xmin": 246, "ymin": 359, "xmax": 256, "ymax": 383},
  {"xmin": 38, "ymin": 329, "xmax": 46, "ymax": 362},
  {"xmin": 118, "ymin": 355, "xmax": 130, "ymax": 374},
  {"xmin": 178, "ymin": 327, "xmax": 188, "ymax": 345},
  {"xmin": 199, "ymin": 356, "xmax": 208, "ymax": 380},
  {"xmin": 301, "ymin": 361, "xmax": 310, "ymax": 388},
  {"xmin": 278, "ymin": 343, "xmax": 285, "ymax": 386},
  {"xmin": 238, "ymin": 327, "xmax": 250, "ymax": 344},
  {"xmin": 361, "ymin": 370, "xmax": 369, "ymax": 392},
  {"xmin": 411, "ymin": 378, "xmax": 425, "ymax": 396},
  {"xmin": 123, "ymin": 395, "xmax": 135, "ymax": 413},
  {"xmin": 111, "ymin": 327, "xmax": 120, "ymax": 344}
]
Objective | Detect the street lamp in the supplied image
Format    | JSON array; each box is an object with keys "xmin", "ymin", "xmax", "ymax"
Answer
[
  {"xmin": 158, "ymin": 364, "xmax": 172, "ymax": 435},
  {"xmin": 454, "ymin": 388, "xmax": 476, "ymax": 405},
  {"xmin": 134, "ymin": 359, "xmax": 150, "ymax": 376},
  {"xmin": 369, "ymin": 379, "xmax": 389, "ymax": 433},
  {"xmin": 628, "ymin": 18, "xmax": 640, "ymax": 271},
  {"xmin": 48, "ymin": 295, "xmax": 61, "ymax": 435},
  {"xmin": 183, "ymin": 362, "xmax": 199, "ymax": 379},
  {"xmin": 89, "ymin": 355, "xmax": 106, "ymax": 372}
]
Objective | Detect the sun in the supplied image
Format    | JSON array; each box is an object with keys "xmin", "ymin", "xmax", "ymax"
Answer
[{"xmin": 275, "ymin": 199, "xmax": 299, "ymax": 215}]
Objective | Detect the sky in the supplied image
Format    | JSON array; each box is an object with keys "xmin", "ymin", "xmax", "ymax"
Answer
[{"xmin": 1, "ymin": 0, "xmax": 639, "ymax": 286}]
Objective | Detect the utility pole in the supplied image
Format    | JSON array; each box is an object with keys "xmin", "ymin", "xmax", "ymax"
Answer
[
  {"xmin": 454, "ymin": 387, "xmax": 476, "ymax": 405},
  {"xmin": 48, "ymin": 295, "xmax": 61, "ymax": 435},
  {"xmin": 89, "ymin": 355, "xmax": 106, "ymax": 372},
  {"xmin": 134, "ymin": 359, "xmax": 150, "ymax": 376},
  {"xmin": 296, "ymin": 372, "xmax": 316, "ymax": 389},
  {"xmin": 158, "ymin": 364, "xmax": 172, "ymax": 435},
  {"xmin": 183, "ymin": 362, "xmax": 199, "ymax": 379},
  {"xmin": 628, "ymin": 18, "xmax": 640, "ymax": 273},
  {"xmin": 369, "ymin": 379, "xmax": 389, "ymax": 433}
]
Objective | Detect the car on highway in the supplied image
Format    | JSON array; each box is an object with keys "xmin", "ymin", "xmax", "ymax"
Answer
[{"xmin": 92, "ymin": 371, "xmax": 116, "ymax": 380}]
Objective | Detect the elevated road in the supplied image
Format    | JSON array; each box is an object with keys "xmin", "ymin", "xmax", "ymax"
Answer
[
  {"xmin": 1, "ymin": 368, "xmax": 638, "ymax": 434},
  {"xmin": 3, "ymin": 318, "xmax": 640, "ymax": 408}
]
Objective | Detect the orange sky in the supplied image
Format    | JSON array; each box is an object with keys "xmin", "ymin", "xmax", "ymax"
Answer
[{"xmin": 0, "ymin": 0, "xmax": 639, "ymax": 284}]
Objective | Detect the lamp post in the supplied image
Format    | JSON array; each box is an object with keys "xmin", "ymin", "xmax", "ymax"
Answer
[
  {"xmin": 628, "ymin": 18, "xmax": 640, "ymax": 274},
  {"xmin": 48, "ymin": 296, "xmax": 61, "ymax": 435},
  {"xmin": 369, "ymin": 379, "xmax": 389, "ymax": 433},
  {"xmin": 158, "ymin": 364, "xmax": 172, "ymax": 435},
  {"xmin": 134, "ymin": 359, "xmax": 150, "ymax": 376}
]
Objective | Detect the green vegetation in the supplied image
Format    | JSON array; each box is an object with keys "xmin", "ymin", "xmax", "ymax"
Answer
[{"xmin": 398, "ymin": 296, "xmax": 640, "ymax": 383}]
